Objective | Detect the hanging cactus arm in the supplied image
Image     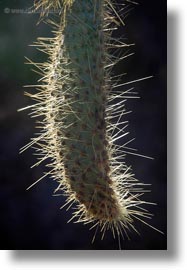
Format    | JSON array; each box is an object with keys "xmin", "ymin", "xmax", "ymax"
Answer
[{"xmin": 21, "ymin": 0, "xmax": 163, "ymax": 243}]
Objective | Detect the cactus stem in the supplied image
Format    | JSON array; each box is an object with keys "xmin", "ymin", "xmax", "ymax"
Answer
[{"xmin": 21, "ymin": 0, "xmax": 162, "ymax": 242}]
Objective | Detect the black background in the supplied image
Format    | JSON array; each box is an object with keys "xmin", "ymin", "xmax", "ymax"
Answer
[{"xmin": 0, "ymin": 0, "xmax": 167, "ymax": 250}]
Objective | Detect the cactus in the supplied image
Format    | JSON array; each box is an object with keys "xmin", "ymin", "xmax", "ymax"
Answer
[{"xmin": 21, "ymin": 0, "xmax": 162, "ymax": 243}]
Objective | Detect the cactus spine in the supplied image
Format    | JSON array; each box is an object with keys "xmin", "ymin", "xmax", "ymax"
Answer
[{"xmin": 21, "ymin": 0, "xmax": 161, "ymax": 241}]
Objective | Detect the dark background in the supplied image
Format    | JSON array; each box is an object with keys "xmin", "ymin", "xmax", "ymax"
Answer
[{"xmin": 0, "ymin": 0, "xmax": 167, "ymax": 250}]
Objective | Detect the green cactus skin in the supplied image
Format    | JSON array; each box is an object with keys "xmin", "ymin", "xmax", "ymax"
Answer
[{"xmin": 21, "ymin": 0, "xmax": 163, "ymax": 242}]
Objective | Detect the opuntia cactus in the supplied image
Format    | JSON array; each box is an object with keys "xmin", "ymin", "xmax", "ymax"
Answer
[{"xmin": 21, "ymin": 0, "xmax": 162, "ymax": 243}]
